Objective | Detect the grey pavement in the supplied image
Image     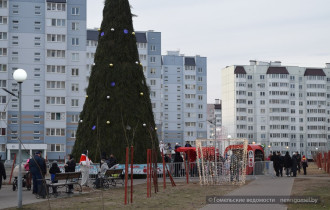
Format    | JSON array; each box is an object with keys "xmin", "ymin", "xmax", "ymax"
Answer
[{"xmin": 201, "ymin": 175, "xmax": 294, "ymax": 210}]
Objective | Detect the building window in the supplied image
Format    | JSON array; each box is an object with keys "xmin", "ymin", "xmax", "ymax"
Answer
[
  {"xmin": 47, "ymin": 34, "xmax": 65, "ymax": 42},
  {"xmin": 46, "ymin": 81, "xmax": 65, "ymax": 89},
  {"xmin": 51, "ymin": 19, "xmax": 65, "ymax": 27},
  {"xmin": 71, "ymin": 99, "xmax": 79, "ymax": 107},
  {"xmin": 48, "ymin": 112, "xmax": 63, "ymax": 121},
  {"xmin": 72, "ymin": 22, "xmax": 79, "ymax": 30},
  {"xmin": 150, "ymin": 80, "xmax": 156, "ymax": 85},
  {"xmin": 0, "ymin": 128, "xmax": 6, "ymax": 135},
  {"xmin": 150, "ymin": 45, "xmax": 156, "ymax": 51},
  {"xmin": 47, "ymin": 50, "xmax": 65, "ymax": 58},
  {"xmin": 47, "ymin": 65, "xmax": 65, "ymax": 73},
  {"xmin": 150, "ymin": 56, "xmax": 156, "ymax": 63},
  {"xmin": 0, "ymin": 48, "xmax": 7, "ymax": 56},
  {"xmin": 0, "ymin": 1, "xmax": 8, "ymax": 8},
  {"xmin": 71, "ymin": 68, "xmax": 79, "ymax": 76},
  {"xmin": 0, "ymin": 96, "xmax": 6, "ymax": 104},
  {"xmin": 46, "ymin": 97, "xmax": 65, "ymax": 105},
  {"xmin": 0, "ymin": 32, "xmax": 7, "ymax": 40},
  {"xmin": 0, "ymin": 16, "xmax": 8, "ymax": 24},
  {"xmin": 71, "ymin": 115, "xmax": 79, "ymax": 123},
  {"xmin": 70, "ymin": 130, "xmax": 76, "ymax": 138},
  {"xmin": 71, "ymin": 38, "xmax": 79, "ymax": 46},
  {"xmin": 150, "ymin": 68, "xmax": 156, "ymax": 74},
  {"xmin": 47, "ymin": 144, "xmax": 65, "ymax": 152},
  {"xmin": 71, "ymin": 84, "xmax": 79, "ymax": 92},
  {"xmin": 71, "ymin": 53, "xmax": 79, "ymax": 61},
  {"xmin": 0, "ymin": 64, "xmax": 7, "ymax": 72},
  {"xmin": 71, "ymin": 7, "xmax": 79, "ymax": 15},
  {"xmin": 47, "ymin": 3, "xmax": 66, "ymax": 11},
  {"xmin": 46, "ymin": 128, "xmax": 65, "ymax": 136}
]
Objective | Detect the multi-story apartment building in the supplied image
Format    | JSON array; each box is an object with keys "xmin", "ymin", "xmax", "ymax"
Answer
[
  {"xmin": 221, "ymin": 60, "xmax": 330, "ymax": 158},
  {"xmin": 162, "ymin": 51, "xmax": 207, "ymax": 146},
  {"xmin": 207, "ymin": 99, "xmax": 222, "ymax": 140},
  {"xmin": 0, "ymin": 0, "xmax": 87, "ymax": 160}
]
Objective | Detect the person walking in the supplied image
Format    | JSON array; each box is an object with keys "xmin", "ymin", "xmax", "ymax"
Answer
[
  {"xmin": 0, "ymin": 157, "xmax": 6, "ymax": 190},
  {"xmin": 296, "ymin": 152, "xmax": 301, "ymax": 174},
  {"xmin": 277, "ymin": 152, "xmax": 284, "ymax": 177},
  {"xmin": 79, "ymin": 150, "xmax": 91, "ymax": 187},
  {"xmin": 49, "ymin": 162, "xmax": 61, "ymax": 195},
  {"xmin": 64, "ymin": 154, "xmax": 76, "ymax": 193},
  {"xmin": 291, "ymin": 152, "xmax": 298, "ymax": 177},
  {"xmin": 29, "ymin": 151, "xmax": 46, "ymax": 198},
  {"xmin": 283, "ymin": 151, "xmax": 292, "ymax": 177},
  {"xmin": 271, "ymin": 152, "xmax": 280, "ymax": 177},
  {"xmin": 301, "ymin": 155, "xmax": 308, "ymax": 175}
]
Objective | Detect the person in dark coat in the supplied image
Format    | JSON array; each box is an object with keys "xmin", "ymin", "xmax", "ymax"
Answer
[
  {"xmin": 301, "ymin": 155, "xmax": 308, "ymax": 175},
  {"xmin": 0, "ymin": 156, "xmax": 6, "ymax": 190},
  {"xmin": 174, "ymin": 152, "xmax": 183, "ymax": 177},
  {"xmin": 49, "ymin": 162, "xmax": 61, "ymax": 194},
  {"xmin": 29, "ymin": 151, "xmax": 46, "ymax": 197},
  {"xmin": 107, "ymin": 154, "xmax": 117, "ymax": 169},
  {"xmin": 283, "ymin": 151, "xmax": 292, "ymax": 177},
  {"xmin": 277, "ymin": 152, "xmax": 284, "ymax": 177},
  {"xmin": 64, "ymin": 154, "xmax": 76, "ymax": 193},
  {"xmin": 271, "ymin": 152, "xmax": 280, "ymax": 177},
  {"xmin": 291, "ymin": 153, "xmax": 298, "ymax": 177},
  {"xmin": 296, "ymin": 152, "xmax": 301, "ymax": 174}
]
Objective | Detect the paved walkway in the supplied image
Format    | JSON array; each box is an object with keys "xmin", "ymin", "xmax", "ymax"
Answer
[{"xmin": 201, "ymin": 175, "xmax": 295, "ymax": 210}]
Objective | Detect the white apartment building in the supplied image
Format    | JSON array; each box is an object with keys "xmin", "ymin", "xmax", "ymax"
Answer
[
  {"xmin": 162, "ymin": 51, "xmax": 207, "ymax": 146},
  {"xmin": 207, "ymin": 99, "xmax": 222, "ymax": 140},
  {"xmin": 221, "ymin": 60, "xmax": 330, "ymax": 158}
]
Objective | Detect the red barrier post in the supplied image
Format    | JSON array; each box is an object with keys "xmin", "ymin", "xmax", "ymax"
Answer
[
  {"xmin": 124, "ymin": 147, "xmax": 129, "ymax": 205},
  {"xmin": 183, "ymin": 152, "xmax": 189, "ymax": 184},
  {"xmin": 9, "ymin": 154, "xmax": 17, "ymax": 184},
  {"xmin": 161, "ymin": 150, "xmax": 166, "ymax": 189},
  {"xmin": 147, "ymin": 149, "xmax": 150, "ymax": 198},
  {"xmin": 130, "ymin": 146, "xmax": 134, "ymax": 203},
  {"xmin": 149, "ymin": 149, "xmax": 152, "ymax": 196}
]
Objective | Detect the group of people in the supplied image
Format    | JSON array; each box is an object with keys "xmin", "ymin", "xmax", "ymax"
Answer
[{"xmin": 270, "ymin": 151, "xmax": 308, "ymax": 177}]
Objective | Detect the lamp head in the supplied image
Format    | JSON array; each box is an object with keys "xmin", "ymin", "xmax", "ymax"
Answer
[{"xmin": 13, "ymin": 69, "xmax": 27, "ymax": 83}]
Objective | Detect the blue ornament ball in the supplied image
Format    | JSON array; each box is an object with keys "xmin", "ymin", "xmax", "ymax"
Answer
[
  {"xmin": 101, "ymin": 32, "xmax": 105, "ymax": 36},
  {"xmin": 124, "ymin": 29, "xmax": 128, "ymax": 34},
  {"xmin": 92, "ymin": 125, "xmax": 96, "ymax": 130},
  {"xmin": 111, "ymin": 82, "xmax": 115, "ymax": 87}
]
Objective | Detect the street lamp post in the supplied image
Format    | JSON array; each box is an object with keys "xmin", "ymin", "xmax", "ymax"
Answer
[{"xmin": 13, "ymin": 69, "xmax": 27, "ymax": 208}]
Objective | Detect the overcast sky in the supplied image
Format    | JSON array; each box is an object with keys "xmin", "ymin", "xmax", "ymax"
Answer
[{"xmin": 87, "ymin": 0, "xmax": 330, "ymax": 103}]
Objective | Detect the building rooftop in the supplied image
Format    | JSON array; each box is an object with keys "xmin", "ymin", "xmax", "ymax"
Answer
[
  {"xmin": 304, "ymin": 68, "xmax": 326, "ymax": 76},
  {"xmin": 266, "ymin": 66, "xmax": 289, "ymax": 74},
  {"xmin": 234, "ymin": 66, "xmax": 246, "ymax": 74}
]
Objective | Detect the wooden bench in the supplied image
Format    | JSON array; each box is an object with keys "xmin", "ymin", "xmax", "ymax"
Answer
[
  {"xmin": 104, "ymin": 169, "xmax": 124, "ymax": 187},
  {"xmin": 48, "ymin": 172, "xmax": 82, "ymax": 196}
]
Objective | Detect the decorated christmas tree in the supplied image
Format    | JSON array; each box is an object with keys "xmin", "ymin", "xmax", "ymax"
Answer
[{"xmin": 72, "ymin": 0, "xmax": 159, "ymax": 163}]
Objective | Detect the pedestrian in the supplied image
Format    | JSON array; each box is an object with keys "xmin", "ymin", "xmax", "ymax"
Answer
[
  {"xmin": 271, "ymin": 152, "xmax": 280, "ymax": 177},
  {"xmin": 277, "ymin": 152, "xmax": 284, "ymax": 177},
  {"xmin": 29, "ymin": 151, "xmax": 46, "ymax": 198},
  {"xmin": 107, "ymin": 154, "xmax": 117, "ymax": 169},
  {"xmin": 291, "ymin": 152, "xmax": 298, "ymax": 177},
  {"xmin": 301, "ymin": 155, "xmax": 308, "ymax": 175},
  {"xmin": 0, "ymin": 156, "xmax": 6, "ymax": 190},
  {"xmin": 296, "ymin": 152, "xmax": 301, "ymax": 174},
  {"xmin": 174, "ymin": 151, "xmax": 183, "ymax": 177},
  {"xmin": 159, "ymin": 141, "xmax": 165, "ymax": 153},
  {"xmin": 185, "ymin": 141, "xmax": 192, "ymax": 147},
  {"xmin": 24, "ymin": 159, "xmax": 31, "ymax": 190},
  {"xmin": 165, "ymin": 143, "xmax": 172, "ymax": 162},
  {"xmin": 49, "ymin": 162, "xmax": 61, "ymax": 195},
  {"xmin": 79, "ymin": 150, "xmax": 91, "ymax": 187},
  {"xmin": 283, "ymin": 151, "xmax": 292, "ymax": 177},
  {"xmin": 64, "ymin": 154, "xmax": 76, "ymax": 193}
]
